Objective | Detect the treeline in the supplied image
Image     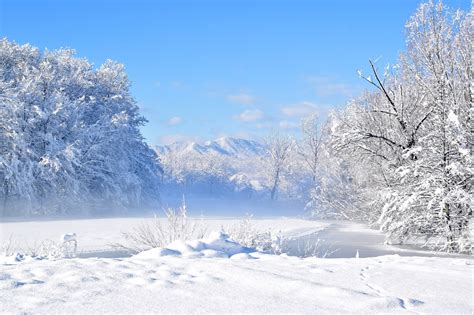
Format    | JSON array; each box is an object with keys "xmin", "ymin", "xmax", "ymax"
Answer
[
  {"xmin": 158, "ymin": 143, "xmax": 310, "ymax": 200},
  {"xmin": 310, "ymin": 1, "xmax": 472, "ymax": 252},
  {"xmin": 0, "ymin": 39, "xmax": 162, "ymax": 216}
]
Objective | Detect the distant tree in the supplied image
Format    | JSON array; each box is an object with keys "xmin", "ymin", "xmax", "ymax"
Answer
[
  {"xmin": 264, "ymin": 132, "xmax": 294, "ymax": 200},
  {"xmin": 297, "ymin": 114, "xmax": 326, "ymax": 183}
]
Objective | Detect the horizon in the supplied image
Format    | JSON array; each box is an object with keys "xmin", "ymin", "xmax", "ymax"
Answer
[{"xmin": 1, "ymin": 0, "xmax": 470, "ymax": 145}]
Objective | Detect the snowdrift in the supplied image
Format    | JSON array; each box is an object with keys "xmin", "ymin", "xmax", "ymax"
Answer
[{"xmin": 134, "ymin": 231, "xmax": 256, "ymax": 259}]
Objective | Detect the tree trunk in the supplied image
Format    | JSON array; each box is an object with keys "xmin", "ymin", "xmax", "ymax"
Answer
[{"xmin": 271, "ymin": 170, "xmax": 280, "ymax": 200}]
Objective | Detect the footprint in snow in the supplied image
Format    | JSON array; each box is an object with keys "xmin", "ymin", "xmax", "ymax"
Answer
[{"xmin": 397, "ymin": 297, "xmax": 425, "ymax": 309}]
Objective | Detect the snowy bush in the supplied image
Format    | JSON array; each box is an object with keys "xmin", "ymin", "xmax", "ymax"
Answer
[
  {"xmin": 0, "ymin": 235, "xmax": 16, "ymax": 256},
  {"xmin": 1, "ymin": 234, "xmax": 77, "ymax": 259},
  {"xmin": 295, "ymin": 238, "xmax": 340, "ymax": 258},
  {"xmin": 225, "ymin": 216, "xmax": 341, "ymax": 257},
  {"xmin": 114, "ymin": 198, "xmax": 206, "ymax": 253},
  {"xmin": 225, "ymin": 215, "xmax": 274, "ymax": 252},
  {"xmin": 26, "ymin": 239, "xmax": 64, "ymax": 258},
  {"xmin": 59, "ymin": 233, "xmax": 78, "ymax": 258}
]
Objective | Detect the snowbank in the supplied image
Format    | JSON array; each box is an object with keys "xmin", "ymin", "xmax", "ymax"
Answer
[
  {"xmin": 0, "ymin": 253, "xmax": 32, "ymax": 265},
  {"xmin": 134, "ymin": 231, "xmax": 255, "ymax": 259}
]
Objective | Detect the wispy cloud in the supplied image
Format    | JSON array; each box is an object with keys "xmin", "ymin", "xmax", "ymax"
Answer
[
  {"xmin": 234, "ymin": 109, "xmax": 264, "ymax": 122},
  {"xmin": 166, "ymin": 116, "xmax": 183, "ymax": 126},
  {"xmin": 281, "ymin": 101, "xmax": 318, "ymax": 117},
  {"xmin": 227, "ymin": 93, "xmax": 255, "ymax": 105}
]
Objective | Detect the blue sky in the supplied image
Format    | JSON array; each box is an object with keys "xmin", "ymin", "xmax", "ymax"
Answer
[{"xmin": 0, "ymin": 0, "xmax": 470, "ymax": 145}]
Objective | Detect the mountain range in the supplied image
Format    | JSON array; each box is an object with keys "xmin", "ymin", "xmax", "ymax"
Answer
[{"xmin": 155, "ymin": 137, "xmax": 266, "ymax": 157}]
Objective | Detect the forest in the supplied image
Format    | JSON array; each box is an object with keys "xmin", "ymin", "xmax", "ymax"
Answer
[{"xmin": 0, "ymin": 41, "xmax": 161, "ymax": 215}]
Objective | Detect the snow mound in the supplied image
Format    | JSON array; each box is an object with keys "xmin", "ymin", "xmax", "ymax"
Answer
[
  {"xmin": 134, "ymin": 231, "xmax": 254, "ymax": 259},
  {"xmin": 0, "ymin": 253, "xmax": 25, "ymax": 265},
  {"xmin": 0, "ymin": 253, "xmax": 37, "ymax": 265}
]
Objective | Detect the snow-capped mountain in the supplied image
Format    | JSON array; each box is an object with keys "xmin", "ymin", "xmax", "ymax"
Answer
[{"xmin": 155, "ymin": 137, "xmax": 266, "ymax": 157}]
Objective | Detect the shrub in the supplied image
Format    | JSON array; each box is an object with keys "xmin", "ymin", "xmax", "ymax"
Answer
[{"xmin": 114, "ymin": 198, "xmax": 206, "ymax": 253}]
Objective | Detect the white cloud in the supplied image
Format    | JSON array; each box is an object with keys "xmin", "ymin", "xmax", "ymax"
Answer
[
  {"xmin": 234, "ymin": 109, "xmax": 264, "ymax": 122},
  {"xmin": 279, "ymin": 120, "xmax": 300, "ymax": 130},
  {"xmin": 227, "ymin": 93, "xmax": 255, "ymax": 105},
  {"xmin": 159, "ymin": 134, "xmax": 199, "ymax": 145},
  {"xmin": 281, "ymin": 101, "xmax": 318, "ymax": 117},
  {"xmin": 166, "ymin": 116, "xmax": 183, "ymax": 126}
]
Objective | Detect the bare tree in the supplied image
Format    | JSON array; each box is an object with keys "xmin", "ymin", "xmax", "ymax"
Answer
[
  {"xmin": 264, "ymin": 132, "xmax": 294, "ymax": 200},
  {"xmin": 298, "ymin": 114, "xmax": 327, "ymax": 183}
]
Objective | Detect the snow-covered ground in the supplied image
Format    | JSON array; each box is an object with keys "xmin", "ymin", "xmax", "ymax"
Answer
[
  {"xmin": 1, "ymin": 217, "xmax": 473, "ymax": 313},
  {"xmin": 0, "ymin": 216, "xmax": 324, "ymax": 257}
]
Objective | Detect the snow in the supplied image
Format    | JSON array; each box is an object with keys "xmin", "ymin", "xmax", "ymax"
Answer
[
  {"xmin": 0, "ymin": 246, "xmax": 472, "ymax": 313},
  {"xmin": 135, "ymin": 232, "xmax": 253, "ymax": 259},
  {"xmin": 155, "ymin": 137, "xmax": 265, "ymax": 157},
  {"xmin": 1, "ymin": 217, "xmax": 473, "ymax": 313},
  {"xmin": 1, "ymin": 2, "xmax": 472, "ymax": 312},
  {"xmin": 60, "ymin": 233, "xmax": 77, "ymax": 243},
  {"xmin": 0, "ymin": 216, "xmax": 326, "ymax": 255}
]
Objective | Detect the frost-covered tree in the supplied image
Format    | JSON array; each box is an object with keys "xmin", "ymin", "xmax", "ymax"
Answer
[
  {"xmin": 298, "ymin": 114, "xmax": 326, "ymax": 183},
  {"xmin": 326, "ymin": 1, "xmax": 472, "ymax": 252},
  {"xmin": 156, "ymin": 138, "xmax": 284, "ymax": 199},
  {"xmin": 379, "ymin": 1, "xmax": 473, "ymax": 252},
  {"xmin": 263, "ymin": 132, "xmax": 294, "ymax": 200},
  {"xmin": 0, "ymin": 39, "xmax": 162, "ymax": 216},
  {"xmin": 158, "ymin": 149, "xmax": 232, "ymax": 196},
  {"xmin": 306, "ymin": 138, "xmax": 364, "ymax": 220}
]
